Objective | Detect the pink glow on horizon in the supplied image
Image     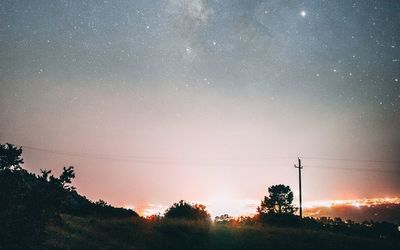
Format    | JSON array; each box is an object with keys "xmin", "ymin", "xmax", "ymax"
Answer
[
  {"xmin": 4, "ymin": 86, "xmax": 399, "ymax": 214},
  {"xmin": 127, "ymin": 197, "xmax": 400, "ymax": 218}
]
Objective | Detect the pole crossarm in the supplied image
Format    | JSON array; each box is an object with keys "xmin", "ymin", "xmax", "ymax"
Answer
[{"xmin": 294, "ymin": 157, "xmax": 303, "ymax": 218}]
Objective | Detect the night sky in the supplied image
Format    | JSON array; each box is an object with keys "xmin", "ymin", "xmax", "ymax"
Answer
[{"xmin": 1, "ymin": 0, "xmax": 399, "ymax": 216}]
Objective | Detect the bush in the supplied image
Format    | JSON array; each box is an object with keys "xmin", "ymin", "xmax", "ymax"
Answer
[{"xmin": 164, "ymin": 200, "xmax": 211, "ymax": 221}]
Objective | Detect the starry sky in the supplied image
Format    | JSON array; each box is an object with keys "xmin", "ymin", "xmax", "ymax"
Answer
[{"xmin": 1, "ymin": 0, "xmax": 399, "ymax": 216}]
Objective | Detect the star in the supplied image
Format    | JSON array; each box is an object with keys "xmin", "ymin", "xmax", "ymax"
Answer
[{"xmin": 300, "ymin": 11, "xmax": 307, "ymax": 17}]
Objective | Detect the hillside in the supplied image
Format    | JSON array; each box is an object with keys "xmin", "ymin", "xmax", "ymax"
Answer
[
  {"xmin": 45, "ymin": 215, "xmax": 400, "ymax": 250},
  {"xmin": 305, "ymin": 204, "xmax": 400, "ymax": 224}
]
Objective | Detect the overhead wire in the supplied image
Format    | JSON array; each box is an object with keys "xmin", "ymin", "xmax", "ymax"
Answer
[
  {"xmin": 5, "ymin": 143, "xmax": 400, "ymax": 173},
  {"xmin": 305, "ymin": 165, "xmax": 400, "ymax": 173}
]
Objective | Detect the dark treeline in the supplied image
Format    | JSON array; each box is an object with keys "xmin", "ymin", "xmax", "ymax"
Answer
[
  {"xmin": 215, "ymin": 185, "xmax": 399, "ymax": 240},
  {"xmin": 0, "ymin": 143, "xmax": 137, "ymax": 249},
  {"xmin": 1, "ymin": 143, "xmax": 399, "ymax": 249}
]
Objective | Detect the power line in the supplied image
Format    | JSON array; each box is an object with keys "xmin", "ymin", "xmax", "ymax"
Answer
[
  {"xmin": 20, "ymin": 145, "xmax": 293, "ymax": 167},
  {"xmin": 22, "ymin": 145, "xmax": 161, "ymax": 160},
  {"xmin": 20, "ymin": 144, "xmax": 297, "ymax": 162},
  {"xmin": 20, "ymin": 145, "xmax": 400, "ymax": 164},
  {"xmin": 305, "ymin": 165, "xmax": 400, "ymax": 173},
  {"xmin": 6, "ymin": 143, "xmax": 400, "ymax": 172},
  {"xmin": 301, "ymin": 156, "xmax": 400, "ymax": 164}
]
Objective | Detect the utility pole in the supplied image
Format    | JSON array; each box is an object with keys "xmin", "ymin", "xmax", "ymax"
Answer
[{"xmin": 294, "ymin": 157, "xmax": 303, "ymax": 218}]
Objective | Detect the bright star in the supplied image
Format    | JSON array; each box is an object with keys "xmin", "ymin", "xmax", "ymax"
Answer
[{"xmin": 301, "ymin": 11, "xmax": 306, "ymax": 17}]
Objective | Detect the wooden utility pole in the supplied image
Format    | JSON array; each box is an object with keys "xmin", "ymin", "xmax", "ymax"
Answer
[{"xmin": 294, "ymin": 157, "xmax": 303, "ymax": 218}]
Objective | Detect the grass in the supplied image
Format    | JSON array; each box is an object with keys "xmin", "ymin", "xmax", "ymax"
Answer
[{"xmin": 45, "ymin": 215, "xmax": 400, "ymax": 250}]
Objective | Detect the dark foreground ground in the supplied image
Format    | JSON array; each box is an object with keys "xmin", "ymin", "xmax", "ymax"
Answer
[{"xmin": 45, "ymin": 215, "xmax": 400, "ymax": 250}]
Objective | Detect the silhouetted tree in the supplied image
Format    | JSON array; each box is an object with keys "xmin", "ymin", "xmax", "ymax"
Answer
[
  {"xmin": 89, "ymin": 199, "xmax": 137, "ymax": 218},
  {"xmin": 0, "ymin": 143, "xmax": 138, "ymax": 248},
  {"xmin": 215, "ymin": 214, "xmax": 234, "ymax": 224},
  {"xmin": 147, "ymin": 213, "xmax": 163, "ymax": 222},
  {"xmin": 164, "ymin": 200, "xmax": 211, "ymax": 221},
  {"xmin": 95, "ymin": 199, "xmax": 108, "ymax": 207},
  {"xmin": 0, "ymin": 143, "xmax": 23, "ymax": 170},
  {"xmin": 258, "ymin": 184, "xmax": 296, "ymax": 215},
  {"xmin": 236, "ymin": 215, "xmax": 257, "ymax": 225},
  {"xmin": 59, "ymin": 166, "xmax": 75, "ymax": 191},
  {"xmin": 0, "ymin": 143, "xmax": 51, "ymax": 248}
]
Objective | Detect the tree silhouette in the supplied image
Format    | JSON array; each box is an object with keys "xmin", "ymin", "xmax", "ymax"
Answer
[
  {"xmin": 258, "ymin": 184, "xmax": 296, "ymax": 215},
  {"xmin": 0, "ymin": 143, "xmax": 23, "ymax": 170},
  {"xmin": 215, "ymin": 214, "xmax": 233, "ymax": 224},
  {"xmin": 164, "ymin": 200, "xmax": 211, "ymax": 221},
  {"xmin": 0, "ymin": 143, "xmax": 138, "ymax": 248},
  {"xmin": 59, "ymin": 166, "xmax": 75, "ymax": 191}
]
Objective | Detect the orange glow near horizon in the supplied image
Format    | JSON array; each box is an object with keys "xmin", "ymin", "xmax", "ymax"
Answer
[
  {"xmin": 128, "ymin": 197, "xmax": 400, "ymax": 218},
  {"xmin": 303, "ymin": 197, "xmax": 400, "ymax": 209}
]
